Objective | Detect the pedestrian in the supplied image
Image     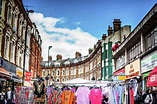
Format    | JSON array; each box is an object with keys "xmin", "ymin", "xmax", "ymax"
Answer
[
  {"xmin": 144, "ymin": 89, "xmax": 153, "ymax": 104},
  {"xmin": 0, "ymin": 90, "xmax": 6, "ymax": 104},
  {"xmin": 5, "ymin": 86, "xmax": 14, "ymax": 104}
]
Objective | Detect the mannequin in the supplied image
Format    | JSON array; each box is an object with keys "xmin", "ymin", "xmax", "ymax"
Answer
[{"xmin": 33, "ymin": 77, "xmax": 45, "ymax": 98}]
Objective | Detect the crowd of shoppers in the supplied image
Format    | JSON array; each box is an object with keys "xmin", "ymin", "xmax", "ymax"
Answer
[{"xmin": 0, "ymin": 86, "xmax": 15, "ymax": 104}]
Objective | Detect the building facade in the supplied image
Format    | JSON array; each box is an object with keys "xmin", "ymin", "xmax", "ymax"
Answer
[
  {"xmin": 29, "ymin": 23, "xmax": 42, "ymax": 79},
  {"xmin": 41, "ymin": 40, "xmax": 102, "ymax": 84},
  {"xmin": 112, "ymin": 3, "xmax": 157, "ymax": 91},
  {"xmin": 0, "ymin": 0, "xmax": 42, "ymax": 87},
  {"xmin": 101, "ymin": 19, "xmax": 131, "ymax": 80}
]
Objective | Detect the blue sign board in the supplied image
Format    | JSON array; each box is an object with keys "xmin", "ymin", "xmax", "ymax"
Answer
[{"xmin": 0, "ymin": 57, "xmax": 16, "ymax": 74}]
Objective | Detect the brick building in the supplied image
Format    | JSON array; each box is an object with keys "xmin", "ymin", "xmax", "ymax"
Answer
[
  {"xmin": 0, "ymin": 0, "xmax": 42, "ymax": 87},
  {"xmin": 41, "ymin": 40, "xmax": 102, "ymax": 84}
]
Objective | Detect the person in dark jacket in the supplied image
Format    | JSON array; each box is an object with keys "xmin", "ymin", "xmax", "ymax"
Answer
[
  {"xmin": 5, "ymin": 86, "xmax": 14, "ymax": 104},
  {"xmin": 0, "ymin": 90, "xmax": 5, "ymax": 104}
]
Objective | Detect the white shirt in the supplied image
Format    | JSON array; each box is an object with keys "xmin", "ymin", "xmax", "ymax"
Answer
[
  {"xmin": 7, "ymin": 91, "xmax": 11, "ymax": 100},
  {"xmin": 144, "ymin": 94, "xmax": 153, "ymax": 104}
]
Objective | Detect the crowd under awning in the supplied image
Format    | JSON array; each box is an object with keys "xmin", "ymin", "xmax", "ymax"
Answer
[{"xmin": 147, "ymin": 66, "xmax": 157, "ymax": 87}]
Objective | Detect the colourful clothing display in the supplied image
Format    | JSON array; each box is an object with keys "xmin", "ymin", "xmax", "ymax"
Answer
[
  {"xmin": 89, "ymin": 88, "xmax": 103, "ymax": 104},
  {"xmin": 75, "ymin": 86, "xmax": 90, "ymax": 104},
  {"xmin": 61, "ymin": 90, "xmax": 75, "ymax": 104},
  {"xmin": 49, "ymin": 89, "xmax": 62, "ymax": 104}
]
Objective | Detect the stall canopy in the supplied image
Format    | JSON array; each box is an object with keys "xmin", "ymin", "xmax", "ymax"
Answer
[
  {"xmin": 62, "ymin": 78, "xmax": 90, "ymax": 85},
  {"xmin": 147, "ymin": 66, "xmax": 157, "ymax": 87}
]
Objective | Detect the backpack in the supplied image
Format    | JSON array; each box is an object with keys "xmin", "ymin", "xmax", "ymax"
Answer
[{"xmin": 142, "ymin": 93, "xmax": 147, "ymax": 103}]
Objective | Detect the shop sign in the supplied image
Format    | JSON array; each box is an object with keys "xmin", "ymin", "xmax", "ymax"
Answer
[
  {"xmin": 125, "ymin": 58, "xmax": 140, "ymax": 79},
  {"xmin": 0, "ymin": 57, "xmax": 16, "ymax": 74},
  {"xmin": 25, "ymin": 72, "xmax": 31, "ymax": 81},
  {"xmin": 16, "ymin": 69, "xmax": 23, "ymax": 78},
  {"xmin": 114, "ymin": 68, "xmax": 126, "ymax": 81},
  {"xmin": 141, "ymin": 52, "xmax": 157, "ymax": 73}
]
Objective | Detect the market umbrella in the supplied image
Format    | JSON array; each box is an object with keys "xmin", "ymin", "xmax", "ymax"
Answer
[{"xmin": 147, "ymin": 66, "xmax": 157, "ymax": 87}]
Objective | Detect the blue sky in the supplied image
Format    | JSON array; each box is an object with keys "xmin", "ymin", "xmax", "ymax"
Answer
[{"xmin": 22, "ymin": 0, "xmax": 157, "ymax": 60}]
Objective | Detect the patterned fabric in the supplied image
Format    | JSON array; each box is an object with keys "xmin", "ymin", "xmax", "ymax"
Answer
[
  {"xmin": 75, "ymin": 86, "xmax": 90, "ymax": 104},
  {"xmin": 61, "ymin": 90, "xmax": 75, "ymax": 104},
  {"xmin": 89, "ymin": 88, "xmax": 103, "ymax": 104},
  {"xmin": 51, "ymin": 89, "xmax": 62, "ymax": 104},
  {"xmin": 46, "ymin": 86, "xmax": 53, "ymax": 98}
]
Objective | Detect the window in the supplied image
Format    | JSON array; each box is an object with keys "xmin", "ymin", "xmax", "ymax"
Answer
[
  {"xmin": 127, "ymin": 41, "xmax": 141, "ymax": 61},
  {"xmin": 7, "ymin": 6, "xmax": 12, "ymax": 25},
  {"xmin": 57, "ymin": 79, "xmax": 59, "ymax": 82},
  {"xmin": 66, "ymin": 70, "xmax": 69, "ymax": 75},
  {"xmin": 62, "ymin": 78, "xmax": 64, "ymax": 82},
  {"xmin": 0, "ymin": 0, "xmax": 2, "ymax": 15},
  {"xmin": 43, "ymin": 71, "xmax": 45, "ymax": 76},
  {"xmin": 19, "ymin": 51, "xmax": 22, "ymax": 67},
  {"xmin": 10, "ymin": 41, "xmax": 15, "ymax": 62},
  {"xmin": 4, "ymin": 36, "xmax": 9, "ymax": 58},
  {"xmin": 146, "ymin": 26, "xmax": 157, "ymax": 50},
  {"xmin": 63, "ymin": 70, "xmax": 65, "ymax": 76},
  {"xmin": 13, "ymin": 14, "xmax": 17, "ymax": 31},
  {"xmin": 57, "ymin": 70, "xmax": 60, "ymax": 76},
  {"xmin": 52, "ymin": 70, "xmax": 55, "ymax": 76}
]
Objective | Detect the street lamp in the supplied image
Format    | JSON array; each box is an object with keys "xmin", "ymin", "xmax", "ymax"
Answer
[{"xmin": 47, "ymin": 46, "xmax": 52, "ymax": 86}]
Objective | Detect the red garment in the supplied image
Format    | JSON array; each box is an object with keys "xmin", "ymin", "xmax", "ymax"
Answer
[
  {"xmin": 89, "ymin": 88, "xmax": 103, "ymax": 104},
  {"xmin": 129, "ymin": 88, "xmax": 134, "ymax": 104}
]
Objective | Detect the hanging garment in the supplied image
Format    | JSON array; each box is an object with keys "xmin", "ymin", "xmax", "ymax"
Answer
[
  {"xmin": 61, "ymin": 90, "xmax": 75, "ymax": 104},
  {"xmin": 75, "ymin": 86, "xmax": 90, "ymax": 104},
  {"xmin": 89, "ymin": 88, "xmax": 103, "ymax": 104},
  {"xmin": 46, "ymin": 86, "xmax": 53, "ymax": 98},
  {"xmin": 130, "ymin": 87, "xmax": 134, "ymax": 104},
  {"xmin": 49, "ymin": 89, "xmax": 62, "ymax": 104},
  {"xmin": 33, "ymin": 81, "xmax": 45, "ymax": 98}
]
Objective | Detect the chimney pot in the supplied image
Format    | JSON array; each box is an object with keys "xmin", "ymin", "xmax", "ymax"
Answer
[
  {"xmin": 102, "ymin": 34, "xmax": 107, "ymax": 40},
  {"xmin": 56, "ymin": 54, "xmax": 62, "ymax": 61},
  {"xmin": 113, "ymin": 19, "xmax": 121, "ymax": 32},
  {"xmin": 75, "ymin": 51, "xmax": 81, "ymax": 58}
]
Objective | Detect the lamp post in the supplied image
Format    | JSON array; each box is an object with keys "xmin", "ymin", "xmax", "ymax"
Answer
[
  {"xmin": 22, "ymin": 9, "xmax": 34, "ymax": 86},
  {"xmin": 47, "ymin": 46, "xmax": 52, "ymax": 86}
]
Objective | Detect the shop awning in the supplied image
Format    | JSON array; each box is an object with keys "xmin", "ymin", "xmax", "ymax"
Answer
[
  {"xmin": 0, "ymin": 67, "xmax": 11, "ymax": 78},
  {"xmin": 147, "ymin": 66, "xmax": 157, "ymax": 87}
]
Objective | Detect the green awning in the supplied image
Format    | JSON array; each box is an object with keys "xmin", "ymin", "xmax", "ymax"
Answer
[{"xmin": 143, "ymin": 72, "xmax": 150, "ymax": 78}]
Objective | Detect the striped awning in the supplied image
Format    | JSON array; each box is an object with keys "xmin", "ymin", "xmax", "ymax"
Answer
[{"xmin": 0, "ymin": 67, "xmax": 11, "ymax": 78}]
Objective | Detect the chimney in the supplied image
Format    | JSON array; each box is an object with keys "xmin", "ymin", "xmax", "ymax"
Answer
[
  {"xmin": 75, "ymin": 51, "xmax": 81, "ymax": 58},
  {"xmin": 48, "ymin": 56, "xmax": 52, "ymax": 61},
  {"xmin": 108, "ymin": 25, "xmax": 113, "ymax": 36},
  {"xmin": 88, "ymin": 48, "xmax": 93, "ymax": 54},
  {"xmin": 113, "ymin": 19, "xmax": 121, "ymax": 32},
  {"xmin": 56, "ymin": 54, "xmax": 62, "ymax": 61},
  {"xmin": 102, "ymin": 34, "xmax": 107, "ymax": 40}
]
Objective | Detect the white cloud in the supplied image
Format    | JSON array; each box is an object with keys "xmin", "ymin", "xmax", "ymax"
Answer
[{"xmin": 29, "ymin": 12, "xmax": 98, "ymax": 61}]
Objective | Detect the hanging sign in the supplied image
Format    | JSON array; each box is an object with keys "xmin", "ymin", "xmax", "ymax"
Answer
[{"xmin": 25, "ymin": 72, "xmax": 31, "ymax": 81}]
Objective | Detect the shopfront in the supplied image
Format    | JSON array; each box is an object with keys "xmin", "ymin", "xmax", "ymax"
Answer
[
  {"xmin": 113, "ymin": 68, "xmax": 126, "ymax": 81},
  {"xmin": 141, "ymin": 51, "xmax": 157, "ymax": 90},
  {"xmin": 0, "ymin": 57, "xmax": 17, "ymax": 91}
]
